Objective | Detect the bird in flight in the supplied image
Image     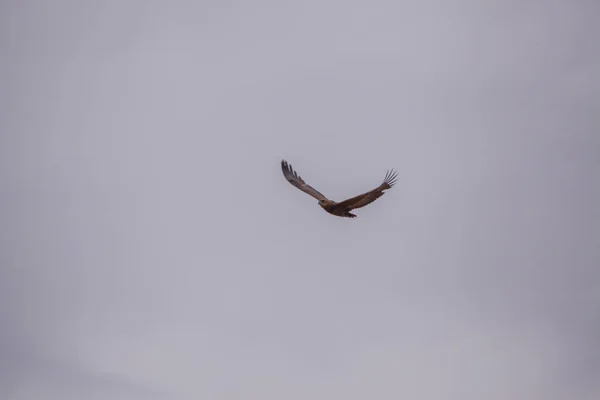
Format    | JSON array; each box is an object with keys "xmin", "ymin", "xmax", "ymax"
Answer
[{"xmin": 281, "ymin": 159, "xmax": 398, "ymax": 218}]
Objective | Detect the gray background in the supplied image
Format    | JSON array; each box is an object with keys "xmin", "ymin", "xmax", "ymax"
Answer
[{"xmin": 1, "ymin": 1, "xmax": 599, "ymax": 399}]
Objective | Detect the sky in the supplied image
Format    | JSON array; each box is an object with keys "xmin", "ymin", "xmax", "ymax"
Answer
[{"xmin": 1, "ymin": 0, "xmax": 599, "ymax": 399}]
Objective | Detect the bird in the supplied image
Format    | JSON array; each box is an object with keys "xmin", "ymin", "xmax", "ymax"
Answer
[{"xmin": 280, "ymin": 159, "xmax": 398, "ymax": 218}]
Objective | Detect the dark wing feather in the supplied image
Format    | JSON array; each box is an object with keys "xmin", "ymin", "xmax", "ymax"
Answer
[
  {"xmin": 335, "ymin": 169, "xmax": 398, "ymax": 211},
  {"xmin": 281, "ymin": 160, "xmax": 328, "ymax": 201}
]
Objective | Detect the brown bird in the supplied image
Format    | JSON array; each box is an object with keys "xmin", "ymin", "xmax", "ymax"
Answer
[{"xmin": 281, "ymin": 159, "xmax": 398, "ymax": 218}]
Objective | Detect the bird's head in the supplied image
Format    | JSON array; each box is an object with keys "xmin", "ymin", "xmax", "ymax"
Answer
[{"xmin": 318, "ymin": 199, "xmax": 326, "ymax": 207}]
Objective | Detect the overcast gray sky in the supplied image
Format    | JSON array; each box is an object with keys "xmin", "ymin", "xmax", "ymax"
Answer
[{"xmin": 1, "ymin": 1, "xmax": 599, "ymax": 399}]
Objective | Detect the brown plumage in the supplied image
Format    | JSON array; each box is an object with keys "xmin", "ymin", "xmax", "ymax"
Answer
[{"xmin": 281, "ymin": 159, "xmax": 398, "ymax": 218}]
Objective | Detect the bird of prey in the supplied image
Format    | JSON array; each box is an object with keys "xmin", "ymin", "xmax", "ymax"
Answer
[{"xmin": 281, "ymin": 159, "xmax": 398, "ymax": 218}]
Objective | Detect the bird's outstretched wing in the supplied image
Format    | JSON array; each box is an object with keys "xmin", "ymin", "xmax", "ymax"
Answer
[
  {"xmin": 281, "ymin": 160, "xmax": 328, "ymax": 201},
  {"xmin": 335, "ymin": 169, "xmax": 398, "ymax": 211}
]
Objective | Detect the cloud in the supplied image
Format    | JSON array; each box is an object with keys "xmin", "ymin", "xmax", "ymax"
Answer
[{"xmin": 1, "ymin": 0, "xmax": 599, "ymax": 399}]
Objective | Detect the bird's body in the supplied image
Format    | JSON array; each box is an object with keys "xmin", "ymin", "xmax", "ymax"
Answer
[
  {"xmin": 318, "ymin": 199, "xmax": 357, "ymax": 218},
  {"xmin": 281, "ymin": 159, "xmax": 397, "ymax": 218}
]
